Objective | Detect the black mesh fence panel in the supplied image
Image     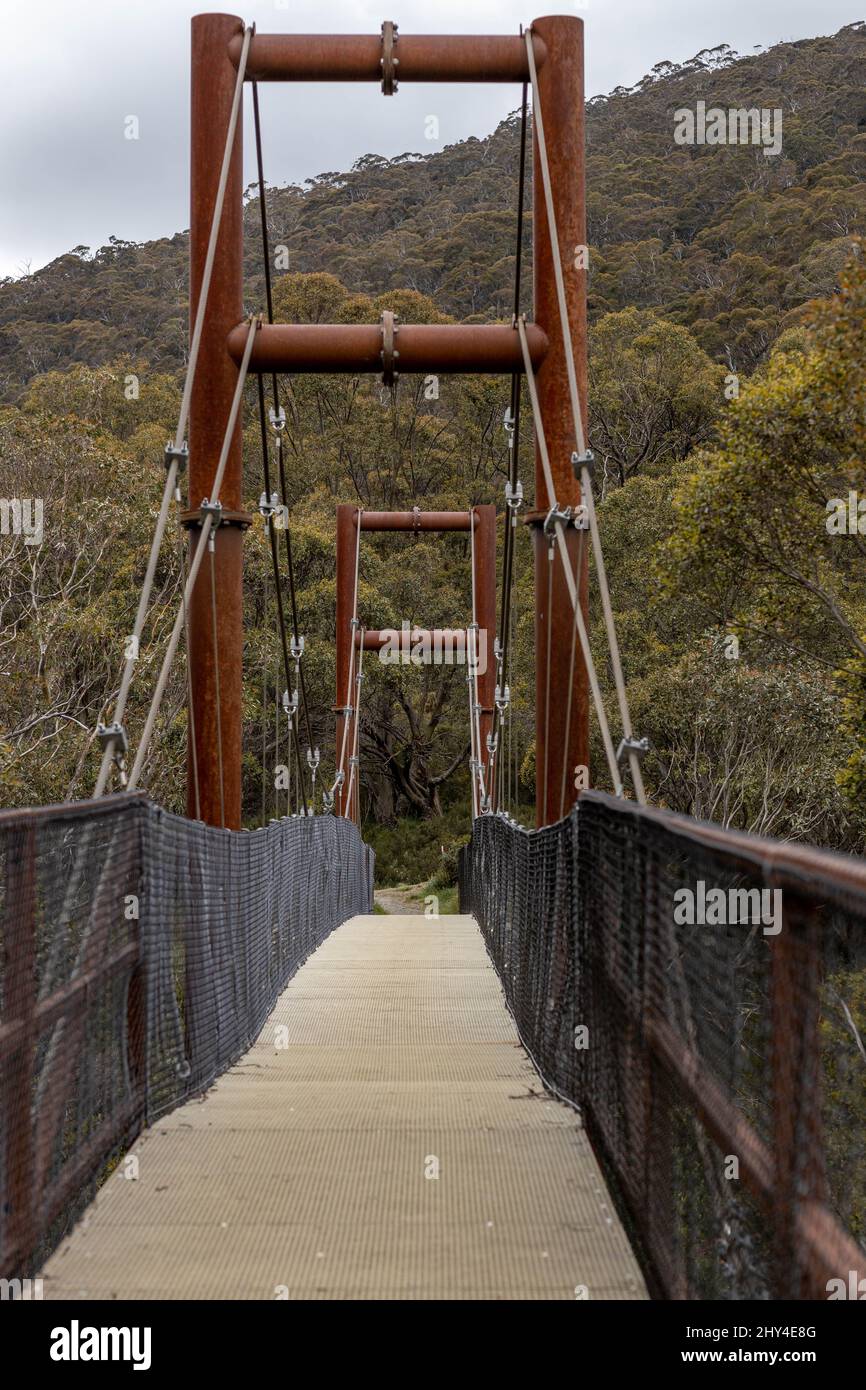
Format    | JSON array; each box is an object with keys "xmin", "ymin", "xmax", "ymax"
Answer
[
  {"xmin": 0, "ymin": 794, "xmax": 373, "ymax": 1279},
  {"xmin": 460, "ymin": 792, "xmax": 866, "ymax": 1301}
]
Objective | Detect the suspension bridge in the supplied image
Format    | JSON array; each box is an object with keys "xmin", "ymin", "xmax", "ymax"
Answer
[{"xmin": 1, "ymin": 15, "xmax": 865, "ymax": 1303}]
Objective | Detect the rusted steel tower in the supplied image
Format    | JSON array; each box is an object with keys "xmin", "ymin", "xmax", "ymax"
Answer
[
  {"xmin": 334, "ymin": 506, "xmax": 497, "ymax": 825},
  {"xmin": 188, "ymin": 14, "xmax": 587, "ymax": 829}
]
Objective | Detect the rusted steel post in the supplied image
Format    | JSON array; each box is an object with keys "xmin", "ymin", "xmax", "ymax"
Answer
[
  {"xmin": 529, "ymin": 14, "xmax": 588, "ymax": 827},
  {"xmin": 334, "ymin": 504, "xmax": 358, "ymax": 822},
  {"xmin": 473, "ymin": 505, "xmax": 497, "ymax": 798},
  {"xmin": 188, "ymin": 13, "xmax": 245, "ymax": 829}
]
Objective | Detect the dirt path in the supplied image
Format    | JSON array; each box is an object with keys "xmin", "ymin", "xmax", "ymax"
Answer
[{"xmin": 374, "ymin": 884, "xmax": 427, "ymax": 915}]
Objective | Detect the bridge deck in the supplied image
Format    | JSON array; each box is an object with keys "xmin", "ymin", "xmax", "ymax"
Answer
[{"xmin": 42, "ymin": 914, "xmax": 646, "ymax": 1300}]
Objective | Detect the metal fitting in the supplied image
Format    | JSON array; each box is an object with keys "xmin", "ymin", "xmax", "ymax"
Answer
[
  {"xmin": 268, "ymin": 406, "xmax": 286, "ymax": 433},
  {"xmin": 571, "ymin": 448, "xmax": 595, "ymax": 485},
  {"xmin": 259, "ymin": 490, "xmax": 279, "ymax": 520},
  {"xmin": 96, "ymin": 721, "xmax": 128, "ymax": 755},
  {"xmin": 164, "ymin": 441, "xmax": 189, "ymax": 474},
  {"xmin": 380, "ymin": 309, "xmax": 400, "ymax": 385},
  {"xmin": 616, "ymin": 735, "xmax": 649, "ymax": 766},
  {"xmin": 380, "ymin": 20, "xmax": 399, "ymax": 94},
  {"xmin": 543, "ymin": 503, "xmax": 572, "ymax": 538}
]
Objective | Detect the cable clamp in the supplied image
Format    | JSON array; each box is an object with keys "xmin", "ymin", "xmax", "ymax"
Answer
[
  {"xmin": 505, "ymin": 479, "xmax": 524, "ymax": 510},
  {"xmin": 282, "ymin": 688, "xmax": 299, "ymax": 717},
  {"xmin": 380, "ymin": 20, "xmax": 399, "ymax": 95},
  {"xmin": 334, "ymin": 769, "xmax": 346, "ymax": 789},
  {"xmin": 616, "ymin": 735, "xmax": 649, "ymax": 766},
  {"xmin": 307, "ymin": 747, "xmax": 320, "ymax": 773},
  {"xmin": 96, "ymin": 721, "xmax": 128, "ymax": 756},
  {"xmin": 322, "ymin": 789, "xmax": 335, "ymax": 813},
  {"xmin": 380, "ymin": 309, "xmax": 400, "ymax": 385},
  {"xmin": 495, "ymin": 683, "xmax": 510, "ymax": 713},
  {"xmin": 269, "ymin": 406, "xmax": 286, "ymax": 433},
  {"xmin": 338, "ymin": 704, "xmax": 354, "ymax": 718},
  {"xmin": 543, "ymin": 503, "xmax": 571, "ymax": 538},
  {"xmin": 503, "ymin": 407, "xmax": 515, "ymax": 448},
  {"xmin": 486, "ymin": 732, "xmax": 498, "ymax": 755},
  {"xmin": 200, "ymin": 498, "xmax": 223, "ymax": 526},
  {"xmin": 349, "ymin": 754, "xmax": 359, "ymax": 769},
  {"xmin": 290, "ymin": 635, "xmax": 305, "ymax": 661},
  {"xmin": 164, "ymin": 441, "xmax": 188, "ymax": 474},
  {"xmin": 571, "ymin": 448, "xmax": 595, "ymax": 485},
  {"xmin": 259, "ymin": 490, "xmax": 279, "ymax": 520},
  {"xmin": 350, "ymin": 616, "xmax": 361, "ymax": 631}
]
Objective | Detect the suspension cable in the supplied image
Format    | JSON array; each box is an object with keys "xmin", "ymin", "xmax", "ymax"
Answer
[
  {"xmin": 208, "ymin": 540, "xmax": 226, "ymax": 827},
  {"xmin": 468, "ymin": 510, "xmax": 489, "ymax": 816},
  {"xmin": 93, "ymin": 25, "xmax": 253, "ymax": 798},
  {"xmin": 516, "ymin": 316, "xmax": 623, "ymax": 796},
  {"xmin": 128, "ymin": 316, "xmax": 258, "ymax": 790},
  {"xmin": 252, "ymin": 80, "xmax": 316, "ymax": 775},
  {"xmin": 256, "ymin": 373, "xmax": 309, "ymax": 812},
  {"xmin": 330, "ymin": 508, "xmax": 362, "ymax": 814},
  {"xmin": 345, "ymin": 630, "xmax": 365, "ymax": 820}
]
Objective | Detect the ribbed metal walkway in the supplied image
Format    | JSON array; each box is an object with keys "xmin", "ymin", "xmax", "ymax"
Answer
[{"xmin": 42, "ymin": 914, "xmax": 646, "ymax": 1300}]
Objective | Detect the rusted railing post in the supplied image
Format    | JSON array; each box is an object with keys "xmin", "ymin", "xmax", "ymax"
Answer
[{"xmin": 3, "ymin": 826, "xmax": 37, "ymax": 1274}]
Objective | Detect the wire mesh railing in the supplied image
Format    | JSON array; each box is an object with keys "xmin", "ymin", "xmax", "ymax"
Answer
[
  {"xmin": 459, "ymin": 792, "xmax": 866, "ymax": 1300},
  {"xmin": 0, "ymin": 793, "xmax": 374, "ymax": 1279}
]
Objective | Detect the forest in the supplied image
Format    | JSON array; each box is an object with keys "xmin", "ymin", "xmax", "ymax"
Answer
[{"xmin": 1, "ymin": 21, "xmax": 866, "ymax": 884}]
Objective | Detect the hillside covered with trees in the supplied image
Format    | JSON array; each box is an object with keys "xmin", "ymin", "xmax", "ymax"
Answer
[{"xmin": 2, "ymin": 22, "xmax": 866, "ymax": 878}]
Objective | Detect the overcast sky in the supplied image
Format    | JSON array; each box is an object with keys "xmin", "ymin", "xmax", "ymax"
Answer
[{"xmin": 0, "ymin": 1, "xmax": 862, "ymax": 279}]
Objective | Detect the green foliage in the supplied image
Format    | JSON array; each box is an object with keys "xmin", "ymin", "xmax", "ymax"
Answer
[
  {"xmin": 364, "ymin": 801, "xmax": 471, "ymax": 887},
  {"xmin": 657, "ymin": 243, "xmax": 866, "ymax": 838},
  {"xmin": 589, "ymin": 308, "xmax": 724, "ymax": 488}
]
